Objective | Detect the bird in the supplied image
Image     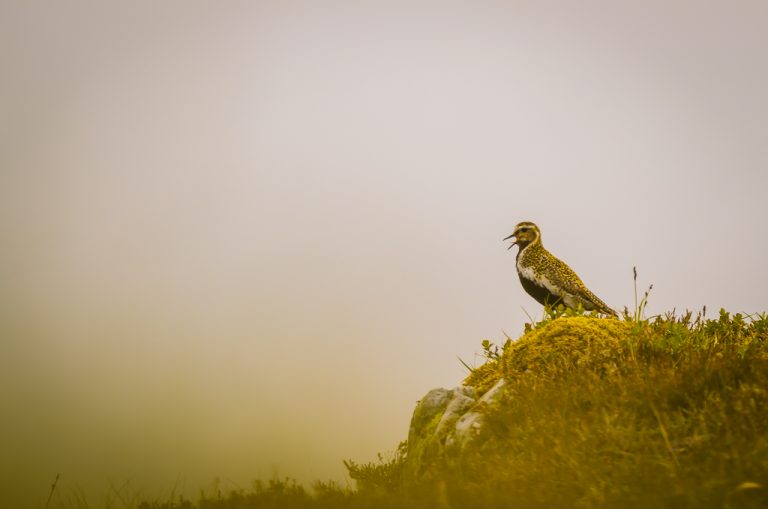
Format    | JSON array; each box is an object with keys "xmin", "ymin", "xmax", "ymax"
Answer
[{"xmin": 504, "ymin": 221, "xmax": 617, "ymax": 316}]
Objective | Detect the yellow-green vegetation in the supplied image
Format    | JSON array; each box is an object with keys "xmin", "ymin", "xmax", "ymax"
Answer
[
  {"xmin": 465, "ymin": 315, "xmax": 633, "ymax": 394},
  {"xmin": 456, "ymin": 308, "xmax": 768, "ymax": 508},
  {"xmin": 129, "ymin": 309, "xmax": 768, "ymax": 508}
]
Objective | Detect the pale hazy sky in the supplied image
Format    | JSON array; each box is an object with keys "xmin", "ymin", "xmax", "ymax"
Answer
[{"xmin": 2, "ymin": 1, "xmax": 767, "ymax": 507}]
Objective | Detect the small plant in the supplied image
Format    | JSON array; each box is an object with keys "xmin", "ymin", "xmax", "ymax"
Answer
[
  {"xmin": 343, "ymin": 441, "xmax": 408, "ymax": 493},
  {"xmin": 480, "ymin": 339, "xmax": 502, "ymax": 360},
  {"xmin": 457, "ymin": 337, "xmax": 511, "ymax": 375}
]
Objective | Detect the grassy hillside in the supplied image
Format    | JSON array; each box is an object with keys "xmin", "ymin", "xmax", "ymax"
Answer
[
  {"xmin": 109, "ymin": 309, "xmax": 768, "ymax": 508},
  {"xmin": 454, "ymin": 308, "xmax": 768, "ymax": 508}
]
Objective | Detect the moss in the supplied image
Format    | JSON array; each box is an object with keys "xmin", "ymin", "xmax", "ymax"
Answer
[
  {"xmin": 462, "ymin": 359, "xmax": 500, "ymax": 395},
  {"xmin": 465, "ymin": 316, "xmax": 632, "ymax": 395}
]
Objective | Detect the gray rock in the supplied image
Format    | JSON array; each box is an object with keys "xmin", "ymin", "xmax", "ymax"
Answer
[
  {"xmin": 406, "ymin": 380, "xmax": 507, "ymax": 471},
  {"xmin": 435, "ymin": 386, "xmax": 476, "ymax": 437},
  {"xmin": 407, "ymin": 388, "xmax": 454, "ymax": 446},
  {"xmin": 453, "ymin": 379, "xmax": 506, "ymax": 444}
]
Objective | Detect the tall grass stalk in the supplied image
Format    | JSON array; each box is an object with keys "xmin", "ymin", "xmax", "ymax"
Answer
[{"xmin": 45, "ymin": 473, "xmax": 60, "ymax": 509}]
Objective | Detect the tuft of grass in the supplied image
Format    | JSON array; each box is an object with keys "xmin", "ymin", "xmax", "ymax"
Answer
[
  {"xmin": 343, "ymin": 441, "xmax": 408, "ymax": 494},
  {"xmin": 629, "ymin": 266, "xmax": 654, "ymax": 322}
]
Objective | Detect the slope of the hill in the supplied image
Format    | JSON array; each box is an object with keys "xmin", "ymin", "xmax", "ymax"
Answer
[
  {"xmin": 347, "ymin": 308, "xmax": 768, "ymax": 508},
  {"xmin": 135, "ymin": 308, "xmax": 768, "ymax": 509}
]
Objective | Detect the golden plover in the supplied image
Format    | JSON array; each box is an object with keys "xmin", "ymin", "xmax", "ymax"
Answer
[{"xmin": 504, "ymin": 221, "xmax": 617, "ymax": 316}]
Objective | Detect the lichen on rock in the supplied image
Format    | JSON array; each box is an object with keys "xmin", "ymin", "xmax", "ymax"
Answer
[
  {"xmin": 405, "ymin": 380, "xmax": 507, "ymax": 475},
  {"xmin": 405, "ymin": 386, "xmax": 476, "ymax": 475}
]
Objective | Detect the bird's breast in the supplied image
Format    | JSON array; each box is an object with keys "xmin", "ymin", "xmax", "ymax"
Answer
[
  {"xmin": 517, "ymin": 263, "xmax": 536, "ymax": 281},
  {"xmin": 520, "ymin": 265, "xmax": 562, "ymax": 300}
]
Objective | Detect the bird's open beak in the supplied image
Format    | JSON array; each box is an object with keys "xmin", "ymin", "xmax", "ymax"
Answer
[{"xmin": 503, "ymin": 232, "xmax": 517, "ymax": 250}]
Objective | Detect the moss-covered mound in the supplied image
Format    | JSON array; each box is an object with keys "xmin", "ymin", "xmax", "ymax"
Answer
[{"xmin": 465, "ymin": 316, "xmax": 633, "ymax": 394}]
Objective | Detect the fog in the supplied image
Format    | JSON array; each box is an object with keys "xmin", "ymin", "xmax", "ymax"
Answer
[{"xmin": 2, "ymin": 2, "xmax": 767, "ymax": 507}]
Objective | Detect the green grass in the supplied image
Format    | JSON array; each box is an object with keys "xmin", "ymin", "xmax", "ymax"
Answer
[{"xmin": 48, "ymin": 307, "xmax": 768, "ymax": 509}]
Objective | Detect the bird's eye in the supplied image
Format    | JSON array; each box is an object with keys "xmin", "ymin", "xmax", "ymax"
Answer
[{"xmin": 520, "ymin": 227, "xmax": 528, "ymax": 232}]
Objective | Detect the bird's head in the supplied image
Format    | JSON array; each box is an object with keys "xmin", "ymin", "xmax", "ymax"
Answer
[{"xmin": 504, "ymin": 221, "xmax": 541, "ymax": 250}]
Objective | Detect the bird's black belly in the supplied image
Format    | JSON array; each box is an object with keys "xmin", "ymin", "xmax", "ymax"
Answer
[{"xmin": 519, "ymin": 274, "xmax": 563, "ymax": 308}]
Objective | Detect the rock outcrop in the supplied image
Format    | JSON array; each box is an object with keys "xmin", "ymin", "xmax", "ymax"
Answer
[{"xmin": 406, "ymin": 379, "xmax": 507, "ymax": 474}]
